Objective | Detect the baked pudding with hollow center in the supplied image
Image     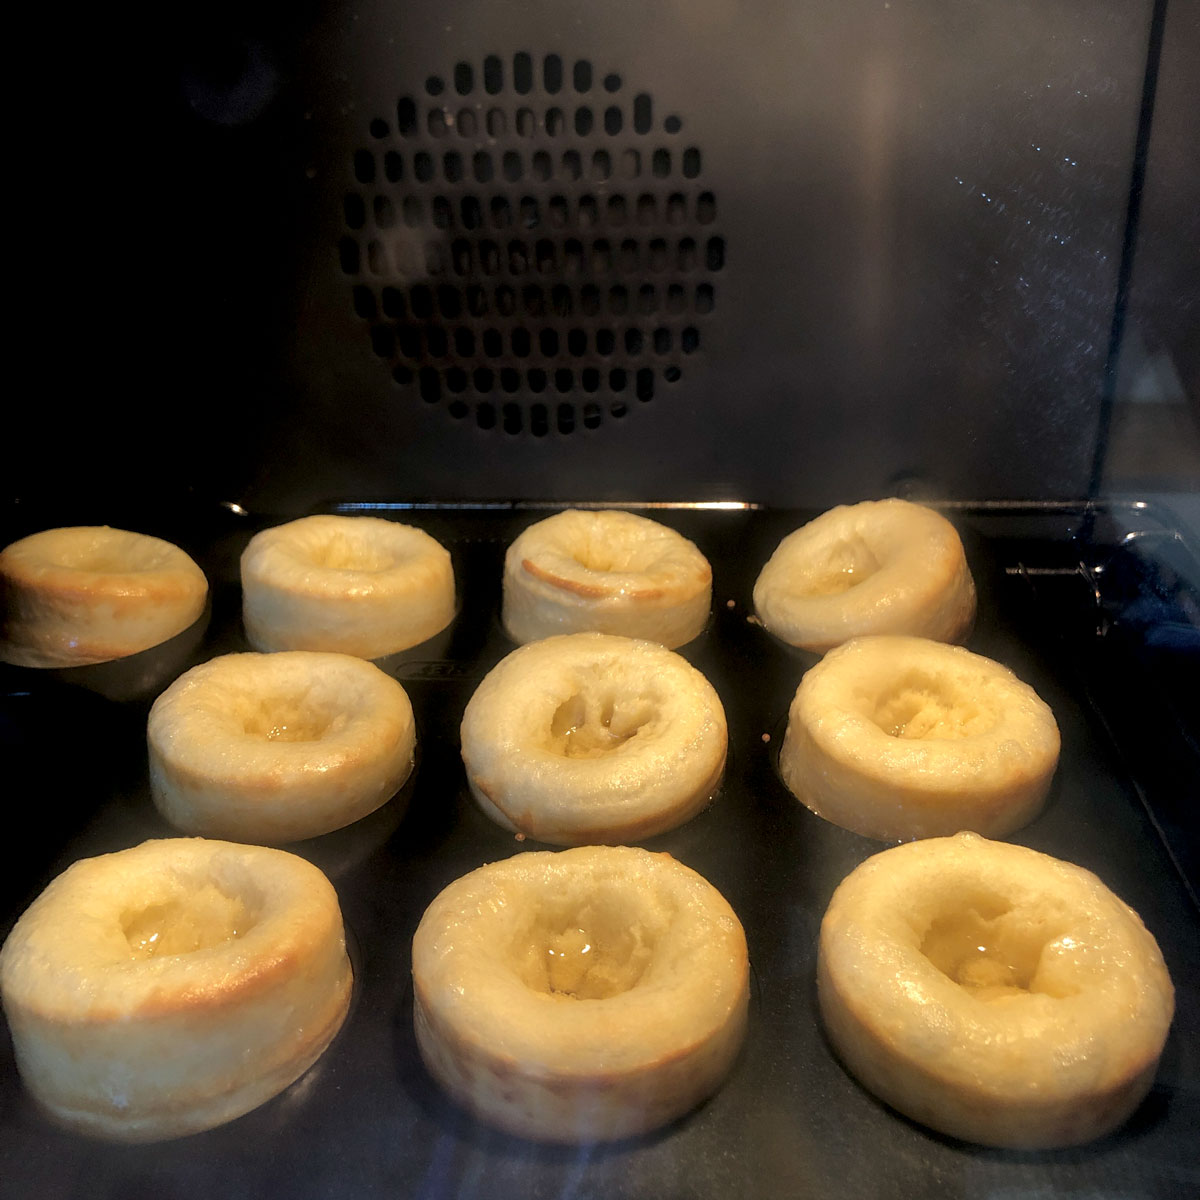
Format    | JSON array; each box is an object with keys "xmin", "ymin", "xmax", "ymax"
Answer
[
  {"xmin": 0, "ymin": 838, "xmax": 353, "ymax": 1142},
  {"xmin": 753, "ymin": 499, "xmax": 976, "ymax": 652},
  {"xmin": 240, "ymin": 514, "xmax": 455, "ymax": 659},
  {"xmin": 502, "ymin": 509, "xmax": 712, "ymax": 648},
  {"xmin": 148, "ymin": 651, "xmax": 416, "ymax": 844},
  {"xmin": 817, "ymin": 833, "xmax": 1174, "ymax": 1147},
  {"xmin": 780, "ymin": 635, "xmax": 1060, "ymax": 840},
  {"xmin": 461, "ymin": 633, "xmax": 727, "ymax": 845},
  {"xmin": 0, "ymin": 526, "xmax": 208, "ymax": 668},
  {"xmin": 411, "ymin": 845, "xmax": 749, "ymax": 1142}
]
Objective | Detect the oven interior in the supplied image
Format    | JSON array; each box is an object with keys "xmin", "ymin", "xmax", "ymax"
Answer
[{"xmin": 3, "ymin": 1, "xmax": 1198, "ymax": 1195}]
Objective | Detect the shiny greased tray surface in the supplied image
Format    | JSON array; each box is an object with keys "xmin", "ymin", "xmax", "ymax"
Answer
[{"xmin": 1, "ymin": 502, "xmax": 1197, "ymax": 1200}]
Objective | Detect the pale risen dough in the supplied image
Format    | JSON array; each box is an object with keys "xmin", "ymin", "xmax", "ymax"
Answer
[
  {"xmin": 149, "ymin": 651, "xmax": 415, "ymax": 844},
  {"xmin": 502, "ymin": 509, "xmax": 712, "ymax": 648},
  {"xmin": 818, "ymin": 833, "xmax": 1174, "ymax": 1148},
  {"xmin": 412, "ymin": 846, "xmax": 749, "ymax": 1142},
  {"xmin": 780, "ymin": 636, "xmax": 1059, "ymax": 840},
  {"xmin": 241, "ymin": 514, "xmax": 455, "ymax": 659},
  {"xmin": 0, "ymin": 526, "xmax": 208, "ymax": 668},
  {"xmin": 753, "ymin": 500, "xmax": 976, "ymax": 653},
  {"xmin": 461, "ymin": 633, "xmax": 726, "ymax": 845},
  {"xmin": 0, "ymin": 838, "xmax": 352, "ymax": 1142}
]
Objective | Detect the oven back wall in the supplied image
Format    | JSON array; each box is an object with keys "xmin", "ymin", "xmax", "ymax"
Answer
[{"xmin": 30, "ymin": 1, "xmax": 1151, "ymax": 511}]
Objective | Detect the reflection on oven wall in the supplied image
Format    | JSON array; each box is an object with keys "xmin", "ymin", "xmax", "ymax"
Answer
[
  {"xmin": 1104, "ymin": 1, "xmax": 1200, "ymax": 507},
  {"xmin": 17, "ymin": 0, "xmax": 1197, "ymax": 514}
]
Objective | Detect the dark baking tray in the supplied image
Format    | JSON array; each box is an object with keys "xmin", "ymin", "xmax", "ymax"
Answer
[{"xmin": 1, "ymin": 500, "xmax": 1197, "ymax": 1200}]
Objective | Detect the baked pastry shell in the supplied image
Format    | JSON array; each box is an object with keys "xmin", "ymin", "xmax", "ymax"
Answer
[
  {"xmin": 1, "ymin": 526, "xmax": 208, "ymax": 668},
  {"xmin": 148, "ymin": 651, "xmax": 416, "ymax": 844},
  {"xmin": 461, "ymin": 633, "xmax": 727, "ymax": 845},
  {"xmin": 502, "ymin": 510, "xmax": 712, "ymax": 648},
  {"xmin": 753, "ymin": 500, "xmax": 976, "ymax": 653},
  {"xmin": 241, "ymin": 514, "xmax": 456, "ymax": 659},
  {"xmin": 0, "ymin": 838, "xmax": 353, "ymax": 1142},
  {"xmin": 411, "ymin": 846, "xmax": 749, "ymax": 1142},
  {"xmin": 817, "ymin": 833, "xmax": 1175, "ymax": 1148},
  {"xmin": 780, "ymin": 636, "xmax": 1060, "ymax": 840}
]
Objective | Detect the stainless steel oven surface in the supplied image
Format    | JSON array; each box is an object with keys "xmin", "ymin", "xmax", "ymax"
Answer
[{"xmin": 3, "ymin": 1, "xmax": 1197, "ymax": 1196}]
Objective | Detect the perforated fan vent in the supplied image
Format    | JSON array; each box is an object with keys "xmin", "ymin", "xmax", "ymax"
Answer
[{"xmin": 340, "ymin": 54, "xmax": 722, "ymax": 435}]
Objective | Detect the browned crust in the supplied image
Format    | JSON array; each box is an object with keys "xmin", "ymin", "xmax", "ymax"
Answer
[
  {"xmin": 6, "ymin": 917, "xmax": 346, "ymax": 1026},
  {"xmin": 4, "ymin": 570, "xmax": 205, "ymax": 607},
  {"xmin": 520, "ymin": 557, "xmax": 667, "ymax": 601},
  {"xmin": 1, "ymin": 544, "xmax": 206, "ymax": 602},
  {"xmin": 128, "ymin": 938, "xmax": 344, "ymax": 1021}
]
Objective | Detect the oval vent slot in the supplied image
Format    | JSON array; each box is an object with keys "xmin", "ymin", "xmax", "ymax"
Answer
[{"xmin": 340, "ymin": 54, "xmax": 722, "ymax": 436}]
